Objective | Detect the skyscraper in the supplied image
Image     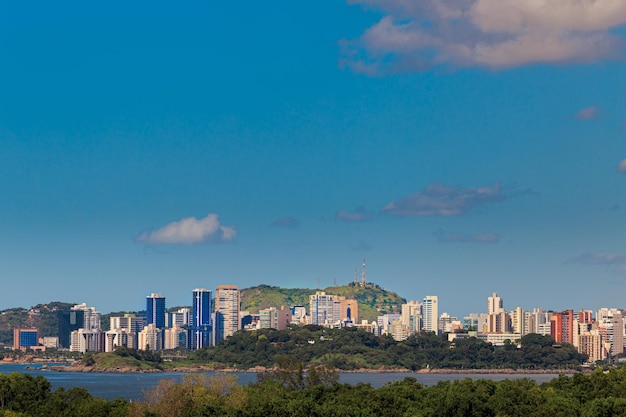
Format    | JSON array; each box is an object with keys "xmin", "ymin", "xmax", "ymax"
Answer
[
  {"xmin": 59, "ymin": 303, "xmax": 102, "ymax": 350},
  {"xmin": 309, "ymin": 291, "xmax": 338, "ymax": 325},
  {"xmin": 191, "ymin": 288, "xmax": 212, "ymax": 349},
  {"xmin": 422, "ymin": 296, "xmax": 439, "ymax": 334},
  {"xmin": 146, "ymin": 293, "xmax": 166, "ymax": 329},
  {"xmin": 550, "ymin": 309, "xmax": 574, "ymax": 344},
  {"xmin": 487, "ymin": 292, "xmax": 503, "ymax": 315},
  {"xmin": 215, "ymin": 285, "xmax": 240, "ymax": 341}
]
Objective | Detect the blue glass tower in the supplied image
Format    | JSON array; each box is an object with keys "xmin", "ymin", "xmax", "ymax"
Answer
[
  {"xmin": 191, "ymin": 288, "xmax": 212, "ymax": 349},
  {"xmin": 146, "ymin": 293, "xmax": 166, "ymax": 329}
]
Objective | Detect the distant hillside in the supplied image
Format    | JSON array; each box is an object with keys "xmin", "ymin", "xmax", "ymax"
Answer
[
  {"xmin": 241, "ymin": 283, "xmax": 406, "ymax": 323},
  {"xmin": 0, "ymin": 302, "xmax": 75, "ymax": 345}
]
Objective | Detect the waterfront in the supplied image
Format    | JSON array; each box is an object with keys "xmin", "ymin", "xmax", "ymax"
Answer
[{"xmin": 0, "ymin": 364, "xmax": 562, "ymax": 401}]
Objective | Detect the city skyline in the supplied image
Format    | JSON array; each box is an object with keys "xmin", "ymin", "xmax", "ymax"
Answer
[{"xmin": 1, "ymin": 2, "xmax": 626, "ymax": 316}]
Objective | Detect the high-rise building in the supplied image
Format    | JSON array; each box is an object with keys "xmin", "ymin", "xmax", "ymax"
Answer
[
  {"xmin": 309, "ymin": 291, "xmax": 338, "ymax": 325},
  {"xmin": 105, "ymin": 329, "xmax": 135, "ymax": 352},
  {"xmin": 110, "ymin": 314, "xmax": 144, "ymax": 334},
  {"xmin": 58, "ymin": 303, "xmax": 102, "ymax": 349},
  {"xmin": 58, "ymin": 309, "xmax": 85, "ymax": 349},
  {"xmin": 109, "ymin": 314, "xmax": 144, "ymax": 350},
  {"xmin": 164, "ymin": 326, "xmax": 188, "ymax": 350},
  {"xmin": 168, "ymin": 308, "xmax": 190, "ymax": 328},
  {"xmin": 337, "ymin": 297, "xmax": 359, "ymax": 324},
  {"xmin": 487, "ymin": 311, "xmax": 511, "ymax": 334},
  {"xmin": 510, "ymin": 307, "xmax": 525, "ymax": 335},
  {"xmin": 531, "ymin": 308, "xmax": 551, "ymax": 335},
  {"xmin": 377, "ymin": 313, "xmax": 402, "ymax": 337},
  {"xmin": 191, "ymin": 289, "xmax": 212, "ymax": 349},
  {"xmin": 578, "ymin": 330, "xmax": 604, "ymax": 362},
  {"xmin": 579, "ymin": 310, "xmax": 594, "ymax": 324},
  {"xmin": 422, "ymin": 296, "xmax": 439, "ymax": 334},
  {"xmin": 487, "ymin": 292, "xmax": 504, "ymax": 315},
  {"xmin": 215, "ymin": 285, "xmax": 240, "ymax": 340},
  {"xmin": 70, "ymin": 328, "xmax": 103, "ymax": 353},
  {"xmin": 550, "ymin": 309, "xmax": 574, "ymax": 344},
  {"xmin": 596, "ymin": 308, "xmax": 624, "ymax": 356},
  {"xmin": 486, "ymin": 293, "xmax": 506, "ymax": 334},
  {"xmin": 402, "ymin": 300, "xmax": 422, "ymax": 335},
  {"xmin": 138, "ymin": 324, "xmax": 163, "ymax": 351},
  {"xmin": 146, "ymin": 293, "xmax": 166, "ymax": 329},
  {"xmin": 259, "ymin": 307, "xmax": 292, "ymax": 330}
]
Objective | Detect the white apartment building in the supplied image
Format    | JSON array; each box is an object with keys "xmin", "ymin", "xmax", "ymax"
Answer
[
  {"xmin": 215, "ymin": 285, "xmax": 241, "ymax": 340},
  {"xmin": 138, "ymin": 324, "xmax": 163, "ymax": 351},
  {"xmin": 401, "ymin": 300, "xmax": 422, "ymax": 335},
  {"xmin": 422, "ymin": 296, "xmax": 439, "ymax": 334}
]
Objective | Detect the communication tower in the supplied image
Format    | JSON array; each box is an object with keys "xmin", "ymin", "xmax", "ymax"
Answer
[{"xmin": 361, "ymin": 258, "xmax": 367, "ymax": 287}]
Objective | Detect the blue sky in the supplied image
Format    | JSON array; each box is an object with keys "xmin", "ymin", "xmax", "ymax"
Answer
[{"xmin": 1, "ymin": 1, "xmax": 625, "ymax": 317}]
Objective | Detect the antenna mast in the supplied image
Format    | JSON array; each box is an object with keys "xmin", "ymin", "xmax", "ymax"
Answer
[{"xmin": 361, "ymin": 258, "xmax": 367, "ymax": 287}]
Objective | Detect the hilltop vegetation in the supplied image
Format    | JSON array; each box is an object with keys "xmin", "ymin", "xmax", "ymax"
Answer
[
  {"xmin": 241, "ymin": 283, "xmax": 406, "ymax": 323},
  {"xmin": 0, "ymin": 302, "xmax": 75, "ymax": 345}
]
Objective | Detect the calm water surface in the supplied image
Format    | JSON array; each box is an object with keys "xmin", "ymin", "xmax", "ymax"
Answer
[{"xmin": 0, "ymin": 364, "xmax": 561, "ymax": 401}]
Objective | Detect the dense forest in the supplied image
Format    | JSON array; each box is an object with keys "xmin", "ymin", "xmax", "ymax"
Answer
[{"xmin": 5, "ymin": 364, "xmax": 626, "ymax": 416}]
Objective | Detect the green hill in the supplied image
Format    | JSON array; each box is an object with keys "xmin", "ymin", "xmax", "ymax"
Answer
[
  {"xmin": 241, "ymin": 283, "xmax": 406, "ymax": 323},
  {"xmin": 0, "ymin": 302, "xmax": 75, "ymax": 345}
]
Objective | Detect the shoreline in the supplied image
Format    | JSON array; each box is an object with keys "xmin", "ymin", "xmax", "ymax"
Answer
[{"xmin": 2, "ymin": 362, "xmax": 581, "ymax": 375}]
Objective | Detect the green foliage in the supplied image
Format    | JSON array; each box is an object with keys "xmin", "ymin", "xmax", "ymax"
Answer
[
  {"xmin": 240, "ymin": 283, "xmax": 406, "ymax": 323},
  {"xmin": 0, "ymin": 302, "xmax": 76, "ymax": 344},
  {"xmin": 128, "ymin": 373, "xmax": 247, "ymax": 417},
  {"xmin": 77, "ymin": 349, "xmax": 164, "ymax": 371},
  {"xmin": 188, "ymin": 327, "xmax": 586, "ymax": 372},
  {"xmin": 11, "ymin": 367, "xmax": 626, "ymax": 416},
  {"xmin": 256, "ymin": 356, "xmax": 339, "ymax": 390},
  {"xmin": 113, "ymin": 346, "xmax": 162, "ymax": 364}
]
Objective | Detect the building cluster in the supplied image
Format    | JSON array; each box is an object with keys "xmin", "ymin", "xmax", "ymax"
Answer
[
  {"xmin": 10, "ymin": 286, "xmax": 626, "ymax": 364},
  {"xmin": 445, "ymin": 293, "xmax": 624, "ymax": 363},
  {"xmin": 13, "ymin": 286, "xmax": 238, "ymax": 353}
]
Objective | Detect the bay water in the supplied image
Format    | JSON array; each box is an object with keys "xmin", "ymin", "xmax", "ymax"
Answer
[{"xmin": 0, "ymin": 364, "xmax": 561, "ymax": 401}]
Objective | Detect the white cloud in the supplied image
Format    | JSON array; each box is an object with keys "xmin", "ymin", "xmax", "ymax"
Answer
[
  {"xmin": 135, "ymin": 213, "xmax": 237, "ymax": 245},
  {"xmin": 336, "ymin": 206, "xmax": 372, "ymax": 222},
  {"xmin": 575, "ymin": 106, "xmax": 599, "ymax": 120},
  {"xmin": 619, "ymin": 158, "xmax": 626, "ymax": 172},
  {"xmin": 565, "ymin": 252, "xmax": 626, "ymax": 265},
  {"xmin": 271, "ymin": 216, "xmax": 300, "ymax": 229},
  {"xmin": 381, "ymin": 182, "xmax": 505, "ymax": 216},
  {"xmin": 564, "ymin": 252, "xmax": 626, "ymax": 274},
  {"xmin": 438, "ymin": 232, "xmax": 500, "ymax": 243},
  {"xmin": 343, "ymin": 0, "xmax": 626, "ymax": 72}
]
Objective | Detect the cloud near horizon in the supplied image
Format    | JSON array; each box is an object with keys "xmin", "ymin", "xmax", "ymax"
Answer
[
  {"xmin": 438, "ymin": 232, "xmax": 500, "ymax": 243},
  {"xmin": 564, "ymin": 252, "xmax": 626, "ymax": 273},
  {"xmin": 336, "ymin": 206, "xmax": 372, "ymax": 222},
  {"xmin": 381, "ymin": 182, "xmax": 506, "ymax": 216},
  {"xmin": 342, "ymin": 0, "xmax": 626, "ymax": 73},
  {"xmin": 271, "ymin": 216, "xmax": 300, "ymax": 229},
  {"xmin": 575, "ymin": 106, "xmax": 599, "ymax": 120},
  {"xmin": 135, "ymin": 213, "xmax": 237, "ymax": 245}
]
